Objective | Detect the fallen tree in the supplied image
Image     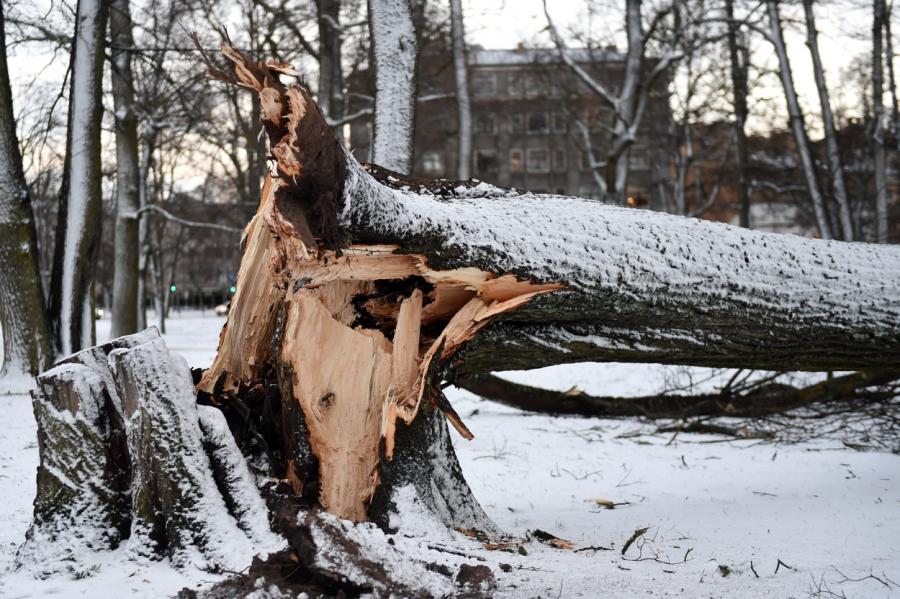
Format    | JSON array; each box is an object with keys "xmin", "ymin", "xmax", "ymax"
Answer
[{"xmin": 18, "ymin": 43, "xmax": 900, "ymax": 594}]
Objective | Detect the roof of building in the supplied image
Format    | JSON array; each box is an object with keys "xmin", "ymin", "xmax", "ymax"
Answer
[{"xmin": 468, "ymin": 46, "xmax": 625, "ymax": 66}]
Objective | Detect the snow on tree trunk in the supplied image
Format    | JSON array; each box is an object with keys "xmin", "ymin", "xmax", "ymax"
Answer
[
  {"xmin": 17, "ymin": 329, "xmax": 157, "ymax": 576},
  {"xmin": 803, "ymin": 0, "xmax": 854, "ymax": 241},
  {"xmin": 368, "ymin": 0, "xmax": 418, "ymax": 173},
  {"xmin": 19, "ymin": 328, "xmax": 282, "ymax": 577},
  {"xmin": 0, "ymin": 4, "xmax": 52, "ymax": 390},
  {"xmin": 109, "ymin": 0, "xmax": 141, "ymax": 338},
  {"xmin": 766, "ymin": 0, "xmax": 833, "ymax": 240},
  {"xmin": 48, "ymin": 0, "xmax": 109, "ymax": 355},
  {"xmin": 872, "ymin": 0, "xmax": 890, "ymax": 243},
  {"xmin": 450, "ymin": 0, "xmax": 471, "ymax": 180}
]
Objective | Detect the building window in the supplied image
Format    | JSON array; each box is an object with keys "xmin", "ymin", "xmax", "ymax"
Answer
[
  {"xmin": 526, "ymin": 148, "xmax": 550, "ymax": 173},
  {"xmin": 475, "ymin": 113, "xmax": 497, "ymax": 135},
  {"xmin": 527, "ymin": 111, "xmax": 549, "ymax": 134},
  {"xmin": 629, "ymin": 152, "xmax": 649, "ymax": 170},
  {"xmin": 524, "ymin": 74, "xmax": 542, "ymax": 97},
  {"xmin": 510, "ymin": 149, "xmax": 524, "ymax": 172},
  {"xmin": 508, "ymin": 74, "xmax": 524, "ymax": 97},
  {"xmin": 472, "ymin": 73, "xmax": 496, "ymax": 96},
  {"xmin": 510, "ymin": 113, "xmax": 524, "ymax": 134},
  {"xmin": 475, "ymin": 150, "xmax": 498, "ymax": 175},
  {"xmin": 551, "ymin": 112, "xmax": 567, "ymax": 133},
  {"xmin": 553, "ymin": 149, "xmax": 567, "ymax": 172},
  {"xmin": 421, "ymin": 151, "xmax": 444, "ymax": 175}
]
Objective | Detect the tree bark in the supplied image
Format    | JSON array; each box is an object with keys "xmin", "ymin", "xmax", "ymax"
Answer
[
  {"xmin": 109, "ymin": 0, "xmax": 141, "ymax": 338},
  {"xmin": 456, "ymin": 370, "xmax": 900, "ymax": 420},
  {"xmin": 48, "ymin": 0, "xmax": 109, "ymax": 355},
  {"xmin": 873, "ymin": 0, "xmax": 890, "ymax": 243},
  {"xmin": 0, "ymin": 4, "xmax": 53, "ymax": 387},
  {"xmin": 726, "ymin": 0, "xmax": 750, "ymax": 228},
  {"xmin": 803, "ymin": 0, "xmax": 854, "ymax": 241},
  {"xmin": 766, "ymin": 0, "xmax": 833, "ymax": 240},
  {"xmin": 367, "ymin": 0, "xmax": 418, "ymax": 173},
  {"xmin": 317, "ymin": 0, "xmax": 345, "ymax": 133},
  {"xmin": 449, "ymin": 0, "xmax": 471, "ymax": 180}
]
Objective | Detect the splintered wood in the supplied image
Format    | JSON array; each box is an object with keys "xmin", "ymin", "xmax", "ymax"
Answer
[{"xmin": 199, "ymin": 43, "xmax": 562, "ymax": 521}]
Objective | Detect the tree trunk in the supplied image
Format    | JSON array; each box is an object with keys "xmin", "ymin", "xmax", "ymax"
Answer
[
  {"xmin": 367, "ymin": 0, "xmax": 418, "ymax": 173},
  {"xmin": 109, "ymin": 0, "xmax": 141, "ymax": 338},
  {"xmin": 0, "ymin": 4, "xmax": 53, "ymax": 387},
  {"xmin": 726, "ymin": 0, "xmax": 750, "ymax": 228},
  {"xmin": 317, "ymin": 0, "xmax": 345, "ymax": 133},
  {"xmin": 803, "ymin": 0, "xmax": 854, "ymax": 241},
  {"xmin": 873, "ymin": 0, "xmax": 890, "ymax": 243},
  {"xmin": 48, "ymin": 0, "xmax": 109, "ymax": 355},
  {"xmin": 449, "ymin": 0, "xmax": 471, "ymax": 180},
  {"xmin": 767, "ymin": 0, "xmax": 833, "ymax": 240}
]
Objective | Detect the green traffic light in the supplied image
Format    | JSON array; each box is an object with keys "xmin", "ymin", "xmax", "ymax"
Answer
[
  {"xmin": 169, "ymin": 284, "xmax": 177, "ymax": 293},
  {"xmin": 229, "ymin": 286, "xmax": 236, "ymax": 294}
]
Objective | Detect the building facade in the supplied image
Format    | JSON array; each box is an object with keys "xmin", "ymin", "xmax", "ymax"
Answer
[{"xmin": 350, "ymin": 47, "xmax": 675, "ymax": 205}]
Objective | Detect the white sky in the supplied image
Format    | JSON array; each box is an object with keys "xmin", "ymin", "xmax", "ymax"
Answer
[{"xmin": 6, "ymin": 0, "xmax": 885, "ymax": 140}]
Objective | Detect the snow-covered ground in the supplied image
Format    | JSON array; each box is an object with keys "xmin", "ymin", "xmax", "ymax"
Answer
[{"xmin": 1, "ymin": 311, "xmax": 898, "ymax": 598}]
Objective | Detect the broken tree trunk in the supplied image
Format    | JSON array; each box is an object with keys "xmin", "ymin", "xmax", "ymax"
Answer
[
  {"xmin": 19, "ymin": 329, "xmax": 281, "ymax": 577},
  {"xmin": 191, "ymin": 43, "xmax": 900, "ymax": 532}
]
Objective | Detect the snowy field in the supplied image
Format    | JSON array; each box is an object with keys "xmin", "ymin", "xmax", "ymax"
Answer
[{"xmin": 1, "ymin": 311, "xmax": 898, "ymax": 598}]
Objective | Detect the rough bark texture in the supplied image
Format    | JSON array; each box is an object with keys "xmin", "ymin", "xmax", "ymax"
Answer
[
  {"xmin": 17, "ymin": 329, "xmax": 156, "ymax": 576},
  {"xmin": 0, "ymin": 4, "xmax": 53, "ymax": 385},
  {"xmin": 368, "ymin": 0, "xmax": 418, "ymax": 173},
  {"xmin": 109, "ymin": 0, "xmax": 141, "ymax": 338},
  {"xmin": 48, "ymin": 0, "xmax": 109, "ymax": 355},
  {"xmin": 20, "ymin": 329, "xmax": 281, "ymax": 577}
]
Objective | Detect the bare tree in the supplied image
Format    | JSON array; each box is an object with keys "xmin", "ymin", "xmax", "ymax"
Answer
[
  {"xmin": 317, "ymin": 0, "xmax": 345, "ymax": 130},
  {"xmin": 725, "ymin": 0, "xmax": 750, "ymax": 228},
  {"xmin": 765, "ymin": 0, "xmax": 832, "ymax": 239},
  {"xmin": 873, "ymin": 0, "xmax": 889, "ymax": 243},
  {"xmin": 449, "ymin": 0, "xmax": 471, "ymax": 179},
  {"xmin": 109, "ymin": 0, "xmax": 140, "ymax": 338},
  {"xmin": 47, "ymin": 0, "xmax": 109, "ymax": 354},
  {"xmin": 544, "ymin": 0, "xmax": 680, "ymax": 202},
  {"xmin": 0, "ymin": 4, "xmax": 52, "ymax": 387},
  {"xmin": 368, "ymin": 0, "xmax": 418, "ymax": 173},
  {"xmin": 803, "ymin": 0, "xmax": 853, "ymax": 240}
]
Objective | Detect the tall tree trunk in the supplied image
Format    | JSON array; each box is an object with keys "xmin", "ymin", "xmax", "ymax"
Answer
[
  {"xmin": 726, "ymin": 0, "xmax": 750, "ymax": 228},
  {"xmin": 873, "ymin": 0, "xmax": 890, "ymax": 243},
  {"xmin": 48, "ymin": 0, "xmax": 110, "ymax": 355},
  {"xmin": 367, "ymin": 0, "xmax": 418, "ymax": 173},
  {"xmin": 317, "ymin": 0, "xmax": 345, "ymax": 134},
  {"xmin": 449, "ymin": 0, "xmax": 471, "ymax": 180},
  {"xmin": 109, "ymin": 0, "xmax": 141, "ymax": 338},
  {"xmin": 0, "ymin": 5, "xmax": 53, "ymax": 386},
  {"xmin": 767, "ymin": 0, "xmax": 833, "ymax": 240},
  {"xmin": 884, "ymin": 0, "xmax": 898, "ymax": 145},
  {"xmin": 803, "ymin": 0, "xmax": 854, "ymax": 241}
]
